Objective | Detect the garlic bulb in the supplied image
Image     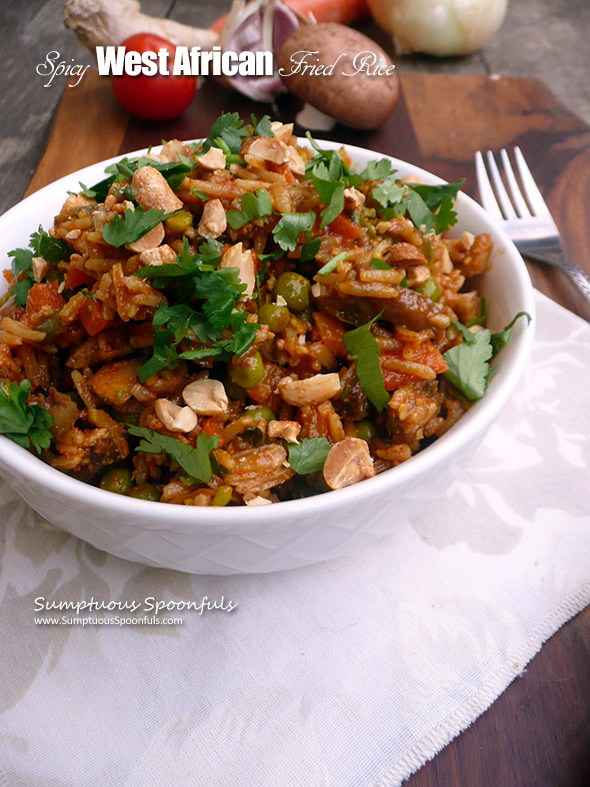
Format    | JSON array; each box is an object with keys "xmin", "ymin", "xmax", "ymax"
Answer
[
  {"xmin": 366, "ymin": 0, "xmax": 508, "ymax": 56},
  {"xmin": 217, "ymin": 0, "xmax": 310, "ymax": 102}
]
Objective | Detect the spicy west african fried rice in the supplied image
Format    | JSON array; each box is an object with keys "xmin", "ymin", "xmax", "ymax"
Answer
[{"xmin": 0, "ymin": 114, "xmax": 499, "ymax": 506}]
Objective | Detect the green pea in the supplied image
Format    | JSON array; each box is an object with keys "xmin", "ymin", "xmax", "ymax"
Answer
[
  {"xmin": 273, "ymin": 271, "xmax": 310, "ymax": 313},
  {"xmin": 416, "ymin": 276, "xmax": 443, "ymax": 302},
  {"xmin": 100, "ymin": 467, "xmax": 133, "ymax": 495},
  {"xmin": 212, "ymin": 485, "xmax": 233, "ymax": 506},
  {"xmin": 258, "ymin": 303, "xmax": 290, "ymax": 333},
  {"xmin": 127, "ymin": 483, "xmax": 160, "ymax": 501},
  {"xmin": 355, "ymin": 420, "xmax": 377, "ymax": 442},
  {"xmin": 247, "ymin": 405, "xmax": 276, "ymax": 424},
  {"xmin": 224, "ymin": 376, "xmax": 246, "ymax": 401},
  {"xmin": 228, "ymin": 351, "xmax": 265, "ymax": 389}
]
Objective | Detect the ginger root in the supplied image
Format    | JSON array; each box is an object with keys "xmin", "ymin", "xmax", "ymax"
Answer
[{"xmin": 63, "ymin": 0, "xmax": 217, "ymax": 53}]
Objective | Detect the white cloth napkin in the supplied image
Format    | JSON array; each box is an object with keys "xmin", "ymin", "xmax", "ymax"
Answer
[{"xmin": 0, "ymin": 290, "xmax": 589, "ymax": 787}]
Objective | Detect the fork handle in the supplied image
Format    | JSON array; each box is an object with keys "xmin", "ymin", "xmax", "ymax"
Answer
[
  {"xmin": 525, "ymin": 248, "xmax": 590, "ymax": 306},
  {"xmin": 558, "ymin": 259, "xmax": 590, "ymax": 305}
]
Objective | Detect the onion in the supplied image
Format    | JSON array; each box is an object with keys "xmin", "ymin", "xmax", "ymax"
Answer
[
  {"xmin": 217, "ymin": 0, "xmax": 310, "ymax": 102},
  {"xmin": 366, "ymin": 0, "xmax": 508, "ymax": 56}
]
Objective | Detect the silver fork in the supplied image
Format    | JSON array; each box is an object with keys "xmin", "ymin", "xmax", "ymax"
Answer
[{"xmin": 475, "ymin": 146, "xmax": 590, "ymax": 304}]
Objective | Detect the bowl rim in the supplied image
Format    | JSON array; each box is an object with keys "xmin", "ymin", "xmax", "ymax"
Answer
[{"xmin": 0, "ymin": 138, "xmax": 536, "ymax": 525}]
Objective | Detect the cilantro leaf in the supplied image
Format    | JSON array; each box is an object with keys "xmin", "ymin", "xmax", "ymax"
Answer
[
  {"xmin": 128, "ymin": 426, "xmax": 219, "ymax": 483},
  {"xmin": 0, "ymin": 380, "xmax": 53, "ymax": 453},
  {"xmin": 79, "ymin": 176, "xmax": 114, "ymax": 202},
  {"xmin": 443, "ymin": 328, "xmax": 493, "ymax": 401},
  {"xmin": 317, "ymin": 251, "xmax": 349, "ymax": 275},
  {"xmin": 288, "ymin": 437, "xmax": 331, "ymax": 475},
  {"xmin": 359, "ymin": 159, "xmax": 396, "ymax": 181},
  {"xmin": 8, "ymin": 227, "xmax": 72, "ymax": 306},
  {"xmin": 138, "ymin": 330, "xmax": 178, "ymax": 381},
  {"xmin": 310, "ymin": 164, "xmax": 345, "ymax": 228},
  {"xmin": 411, "ymin": 180, "xmax": 464, "ymax": 233},
  {"xmin": 227, "ymin": 190, "xmax": 273, "ymax": 229},
  {"xmin": 198, "ymin": 238, "xmax": 223, "ymax": 268},
  {"xmin": 370, "ymin": 259, "xmax": 391, "ymax": 270},
  {"xmin": 490, "ymin": 311, "xmax": 532, "ymax": 356},
  {"xmin": 272, "ymin": 212, "xmax": 315, "ymax": 252},
  {"xmin": 252, "ymin": 114, "xmax": 274, "ymax": 137},
  {"xmin": 204, "ymin": 113, "xmax": 248, "ymax": 154},
  {"xmin": 300, "ymin": 237, "xmax": 321, "ymax": 262},
  {"xmin": 343, "ymin": 317, "xmax": 389, "ymax": 412},
  {"xmin": 102, "ymin": 207, "xmax": 170, "ymax": 247}
]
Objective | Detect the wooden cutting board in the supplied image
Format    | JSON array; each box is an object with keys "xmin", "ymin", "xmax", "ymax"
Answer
[{"xmin": 26, "ymin": 69, "xmax": 590, "ymax": 321}]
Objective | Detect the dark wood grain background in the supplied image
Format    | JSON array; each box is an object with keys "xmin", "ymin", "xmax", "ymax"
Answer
[{"xmin": 2, "ymin": 1, "xmax": 590, "ymax": 785}]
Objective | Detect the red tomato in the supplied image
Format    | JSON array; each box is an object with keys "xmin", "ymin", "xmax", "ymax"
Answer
[
  {"xmin": 110, "ymin": 33, "xmax": 196, "ymax": 121},
  {"xmin": 26, "ymin": 282, "xmax": 64, "ymax": 316}
]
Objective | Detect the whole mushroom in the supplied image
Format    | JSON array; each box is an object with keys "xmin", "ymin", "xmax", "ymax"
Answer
[{"xmin": 277, "ymin": 23, "xmax": 399, "ymax": 130}]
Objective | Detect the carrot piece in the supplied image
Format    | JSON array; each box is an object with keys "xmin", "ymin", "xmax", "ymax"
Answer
[
  {"xmin": 65, "ymin": 267, "xmax": 95, "ymax": 290},
  {"xmin": 200, "ymin": 416, "xmax": 224, "ymax": 446},
  {"xmin": 79, "ymin": 300, "xmax": 114, "ymax": 337},
  {"xmin": 328, "ymin": 213, "xmax": 361, "ymax": 241},
  {"xmin": 380, "ymin": 343, "xmax": 448, "ymax": 391},
  {"xmin": 313, "ymin": 312, "xmax": 348, "ymax": 357},
  {"xmin": 26, "ymin": 282, "xmax": 64, "ymax": 316},
  {"xmin": 210, "ymin": 0, "xmax": 370, "ymax": 33}
]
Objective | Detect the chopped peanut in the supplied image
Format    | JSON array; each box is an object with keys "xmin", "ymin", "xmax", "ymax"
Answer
[
  {"xmin": 131, "ymin": 166, "xmax": 183, "ymax": 213},
  {"xmin": 243, "ymin": 136, "xmax": 290, "ymax": 166},
  {"xmin": 198, "ymin": 198, "xmax": 227, "ymax": 239},
  {"xmin": 219, "ymin": 242, "xmax": 255, "ymax": 298},
  {"xmin": 125, "ymin": 222, "xmax": 165, "ymax": 253},
  {"xmin": 32, "ymin": 257, "xmax": 48, "ymax": 282},
  {"xmin": 197, "ymin": 146, "xmax": 226, "ymax": 171},
  {"xmin": 405, "ymin": 265, "xmax": 430, "ymax": 287},
  {"xmin": 267, "ymin": 420, "xmax": 301, "ymax": 443},
  {"xmin": 155, "ymin": 399, "xmax": 198, "ymax": 433},
  {"xmin": 138, "ymin": 243, "xmax": 177, "ymax": 267},
  {"xmin": 183, "ymin": 379, "xmax": 229, "ymax": 415},
  {"xmin": 278, "ymin": 373, "xmax": 341, "ymax": 407},
  {"xmin": 244, "ymin": 495, "xmax": 273, "ymax": 506},
  {"xmin": 322, "ymin": 437, "xmax": 375, "ymax": 490}
]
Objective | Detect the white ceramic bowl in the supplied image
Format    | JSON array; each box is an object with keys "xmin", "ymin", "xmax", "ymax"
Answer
[{"xmin": 0, "ymin": 141, "xmax": 535, "ymax": 574}]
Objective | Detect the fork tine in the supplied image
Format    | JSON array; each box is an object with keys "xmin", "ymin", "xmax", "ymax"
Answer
[
  {"xmin": 485, "ymin": 151, "xmax": 517, "ymax": 219},
  {"xmin": 500, "ymin": 149, "xmax": 531, "ymax": 217},
  {"xmin": 475, "ymin": 151, "xmax": 504, "ymax": 221},
  {"xmin": 513, "ymin": 146, "xmax": 552, "ymax": 217}
]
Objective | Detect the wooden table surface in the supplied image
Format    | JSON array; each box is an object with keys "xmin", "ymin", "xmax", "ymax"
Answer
[{"xmin": 3, "ymin": 2, "xmax": 590, "ymax": 785}]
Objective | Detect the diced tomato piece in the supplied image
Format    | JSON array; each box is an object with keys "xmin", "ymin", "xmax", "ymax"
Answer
[
  {"xmin": 313, "ymin": 312, "xmax": 348, "ymax": 357},
  {"xmin": 380, "ymin": 343, "xmax": 448, "ymax": 391},
  {"xmin": 26, "ymin": 282, "xmax": 64, "ymax": 316},
  {"xmin": 65, "ymin": 267, "xmax": 95, "ymax": 290},
  {"xmin": 79, "ymin": 299, "xmax": 114, "ymax": 336},
  {"xmin": 328, "ymin": 213, "xmax": 361, "ymax": 241},
  {"xmin": 200, "ymin": 416, "xmax": 224, "ymax": 446}
]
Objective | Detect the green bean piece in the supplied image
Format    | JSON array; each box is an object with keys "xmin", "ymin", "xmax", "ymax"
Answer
[
  {"xmin": 273, "ymin": 271, "xmax": 311, "ymax": 313},
  {"xmin": 212, "ymin": 485, "xmax": 233, "ymax": 506},
  {"xmin": 416, "ymin": 276, "xmax": 443, "ymax": 302},
  {"xmin": 100, "ymin": 467, "xmax": 133, "ymax": 495}
]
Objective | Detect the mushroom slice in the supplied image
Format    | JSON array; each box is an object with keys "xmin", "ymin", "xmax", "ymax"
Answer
[
  {"xmin": 198, "ymin": 198, "xmax": 227, "ymax": 239},
  {"xmin": 197, "ymin": 146, "xmax": 226, "ymax": 171},
  {"xmin": 125, "ymin": 222, "xmax": 165, "ymax": 253},
  {"xmin": 322, "ymin": 437, "xmax": 375, "ymax": 490},
  {"xmin": 277, "ymin": 373, "xmax": 341, "ymax": 406},
  {"xmin": 182, "ymin": 379, "xmax": 229, "ymax": 415},
  {"xmin": 138, "ymin": 243, "xmax": 177, "ymax": 267},
  {"xmin": 286, "ymin": 146, "xmax": 306, "ymax": 175},
  {"xmin": 132, "ymin": 165, "xmax": 183, "ymax": 213},
  {"xmin": 219, "ymin": 242, "xmax": 256, "ymax": 298},
  {"xmin": 155, "ymin": 399, "xmax": 198, "ymax": 433},
  {"xmin": 267, "ymin": 420, "xmax": 301, "ymax": 443}
]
